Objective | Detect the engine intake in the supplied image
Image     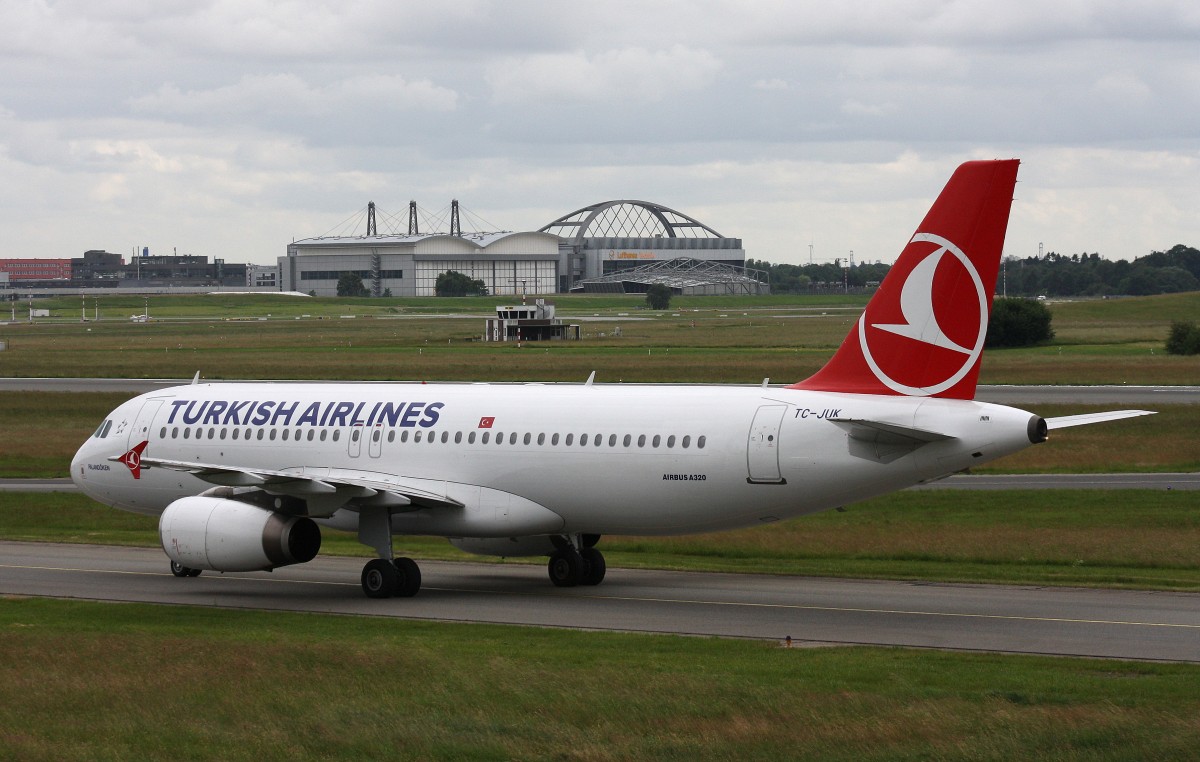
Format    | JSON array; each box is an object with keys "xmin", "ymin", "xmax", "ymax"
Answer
[{"xmin": 160, "ymin": 496, "xmax": 321, "ymax": 572}]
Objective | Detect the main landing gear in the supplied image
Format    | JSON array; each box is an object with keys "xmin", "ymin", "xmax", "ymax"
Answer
[
  {"xmin": 547, "ymin": 534, "xmax": 606, "ymax": 588},
  {"xmin": 361, "ymin": 557, "xmax": 422, "ymax": 599},
  {"xmin": 357, "ymin": 506, "xmax": 422, "ymax": 599},
  {"xmin": 170, "ymin": 560, "xmax": 202, "ymax": 578}
]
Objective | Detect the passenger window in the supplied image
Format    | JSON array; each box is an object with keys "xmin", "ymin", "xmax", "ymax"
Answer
[
  {"xmin": 551, "ymin": 433, "xmax": 559, "ymax": 446},
  {"xmin": 208, "ymin": 428, "xmax": 216, "ymax": 440},
  {"xmin": 523, "ymin": 433, "xmax": 532, "ymax": 445},
  {"xmin": 400, "ymin": 430, "xmax": 409, "ymax": 442},
  {"xmin": 481, "ymin": 432, "xmax": 489, "ymax": 444},
  {"xmin": 537, "ymin": 433, "xmax": 545, "ymax": 446},
  {"xmin": 232, "ymin": 429, "xmax": 239, "ymax": 440},
  {"xmin": 257, "ymin": 429, "xmax": 264, "ymax": 441},
  {"xmin": 388, "ymin": 431, "xmax": 396, "ymax": 443},
  {"xmin": 507, "ymin": 432, "xmax": 516, "ymax": 445},
  {"xmin": 454, "ymin": 431, "xmax": 462, "ymax": 444},
  {"xmin": 172, "ymin": 427, "xmax": 179, "ymax": 438},
  {"xmin": 372, "ymin": 430, "xmax": 380, "ymax": 442},
  {"xmin": 623, "ymin": 434, "xmax": 631, "ymax": 447},
  {"xmin": 652, "ymin": 435, "xmax": 661, "ymax": 448},
  {"xmin": 414, "ymin": 431, "xmax": 423, "ymax": 443},
  {"xmin": 608, "ymin": 434, "xmax": 616, "ymax": 447},
  {"xmin": 283, "ymin": 429, "xmax": 290, "ymax": 441},
  {"xmin": 333, "ymin": 430, "xmax": 341, "ymax": 442},
  {"xmin": 468, "ymin": 432, "xmax": 476, "ymax": 444},
  {"xmin": 220, "ymin": 428, "xmax": 227, "ymax": 440},
  {"xmin": 698, "ymin": 435, "xmax": 706, "ymax": 449},
  {"xmin": 580, "ymin": 434, "xmax": 588, "ymax": 446},
  {"xmin": 565, "ymin": 433, "xmax": 573, "ymax": 446},
  {"xmin": 667, "ymin": 435, "xmax": 676, "ymax": 448},
  {"xmin": 441, "ymin": 431, "xmax": 449, "ymax": 443},
  {"xmin": 638, "ymin": 434, "xmax": 646, "ymax": 447},
  {"xmin": 594, "ymin": 435, "xmax": 602, "ymax": 447},
  {"xmin": 682, "ymin": 435, "xmax": 691, "ymax": 448},
  {"xmin": 183, "ymin": 428, "xmax": 190, "ymax": 440},
  {"xmin": 350, "ymin": 430, "xmax": 359, "ymax": 442},
  {"xmin": 321, "ymin": 430, "xmax": 328, "ymax": 441},
  {"xmin": 269, "ymin": 430, "xmax": 276, "ymax": 441},
  {"xmin": 309, "ymin": 430, "xmax": 316, "ymax": 441}
]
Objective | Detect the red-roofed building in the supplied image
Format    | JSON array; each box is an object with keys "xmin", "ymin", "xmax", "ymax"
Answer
[{"xmin": 0, "ymin": 259, "xmax": 72, "ymax": 280}]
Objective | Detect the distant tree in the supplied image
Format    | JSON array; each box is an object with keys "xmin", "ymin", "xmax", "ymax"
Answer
[
  {"xmin": 382, "ymin": 287, "xmax": 393, "ymax": 298},
  {"xmin": 336, "ymin": 272, "xmax": 369, "ymax": 297},
  {"xmin": 986, "ymin": 297, "xmax": 1055, "ymax": 348},
  {"xmin": 1166, "ymin": 321, "xmax": 1200, "ymax": 355},
  {"xmin": 435, "ymin": 270, "xmax": 487, "ymax": 296},
  {"xmin": 645, "ymin": 283, "xmax": 672, "ymax": 310}
]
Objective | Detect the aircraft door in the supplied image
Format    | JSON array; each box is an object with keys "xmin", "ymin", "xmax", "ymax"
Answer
[
  {"xmin": 746, "ymin": 404, "xmax": 786, "ymax": 484},
  {"xmin": 368, "ymin": 427, "xmax": 383, "ymax": 458},
  {"xmin": 126, "ymin": 400, "xmax": 163, "ymax": 450},
  {"xmin": 348, "ymin": 427, "xmax": 363, "ymax": 458}
]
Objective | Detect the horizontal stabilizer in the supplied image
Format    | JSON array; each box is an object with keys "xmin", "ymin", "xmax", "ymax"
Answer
[
  {"xmin": 829, "ymin": 418, "xmax": 955, "ymax": 446},
  {"xmin": 1046, "ymin": 410, "xmax": 1155, "ymax": 429}
]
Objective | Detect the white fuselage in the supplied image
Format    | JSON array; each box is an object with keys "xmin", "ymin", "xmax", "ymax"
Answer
[{"xmin": 71, "ymin": 381, "xmax": 1040, "ymax": 538}]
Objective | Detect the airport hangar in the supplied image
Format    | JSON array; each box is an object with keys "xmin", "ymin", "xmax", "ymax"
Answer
[{"xmin": 279, "ymin": 200, "xmax": 762, "ymax": 297}]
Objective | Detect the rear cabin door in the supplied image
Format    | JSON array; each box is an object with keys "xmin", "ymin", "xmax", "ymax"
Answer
[{"xmin": 746, "ymin": 404, "xmax": 786, "ymax": 484}]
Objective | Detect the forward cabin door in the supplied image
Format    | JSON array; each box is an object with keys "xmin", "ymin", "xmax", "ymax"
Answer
[
  {"xmin": 127, "ymin": 400, "xmax": 163, "ymax": 450},
  {"xmin": 746, "ymin": 404, "xmax": 786, "ymax": 484}
]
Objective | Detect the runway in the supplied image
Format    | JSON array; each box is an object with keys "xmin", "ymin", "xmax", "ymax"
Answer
[
  {"xmin": 3, "ymin": 378, "xmax": 1198, "ymax": 405},
  {"xmin": 1, "ymin": 541, "xmax": 1197, "ymax": 662}
]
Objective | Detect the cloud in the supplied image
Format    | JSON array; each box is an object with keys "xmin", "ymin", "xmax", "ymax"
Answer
[
  {"xmin": 486, "ymin": 44, "xmax": 723, "ymax": 104},
  {"xmin": 131, "ymin": 73, "xmax": 458, "ymax": 119}
]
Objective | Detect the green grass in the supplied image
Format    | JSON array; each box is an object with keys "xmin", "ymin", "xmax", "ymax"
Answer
[
  {"xmin": 1, "ymin": 597, "xmax": 1199, "ymax": 761},
  {"xmin": 4, "ymin": 291, "xmax": 1198, "ymax": 383},
  {"xmin": 6, "ymin": 490, "xmax": 1198, "ymax": 590}
]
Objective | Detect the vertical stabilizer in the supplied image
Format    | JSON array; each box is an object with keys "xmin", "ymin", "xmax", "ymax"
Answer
[{"xmin": 790, "ymin": 159, "xmax": 1019, "ymax": 399}]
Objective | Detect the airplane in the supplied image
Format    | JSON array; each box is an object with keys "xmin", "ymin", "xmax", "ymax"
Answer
[{"xmin": 70, "ymin": 159, "xmax": 1152, "ymax": 598}]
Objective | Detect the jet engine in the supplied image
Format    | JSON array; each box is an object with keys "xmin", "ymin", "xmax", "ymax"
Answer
[{"xmin": 159, "ymin": 496, "xmax": 321, "ymax": 572}]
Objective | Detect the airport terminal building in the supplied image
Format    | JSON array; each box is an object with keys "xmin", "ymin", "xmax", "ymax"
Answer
[{"xmin": 281, "ymin": 200, "xmax": 749, "ymax": 296}]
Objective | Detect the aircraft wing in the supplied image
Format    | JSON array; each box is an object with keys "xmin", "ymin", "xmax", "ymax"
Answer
[
  {"xmin": 1045, "ymin": 410, "xmax": 1155, "ymax": 429},
  {"xmin": 130, "ymin": 454, "xmax": 464, "ymax": 514}
]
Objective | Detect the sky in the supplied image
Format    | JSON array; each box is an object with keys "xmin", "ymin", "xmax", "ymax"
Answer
[{"xmin": 1, "ymin": 1, "xmax": 1197, "ymax": 267}]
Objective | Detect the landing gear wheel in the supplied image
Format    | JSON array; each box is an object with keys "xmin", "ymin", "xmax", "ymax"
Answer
[
  {"xmin": 580, "ymin": 548, "xmax": 606, "ymax": 586},
  {"xmin": 170, "ymin": 561, "xmax": 199, "ymax": 578},
  {"xmin": 361, "ymin": 558, "xmax": 398, "ymax": 598},
  {"xmin": 392, "ymin": 557, "xmax": 422, "ymax": 598},
  {"xmin": 548, "ymin": 549, "xmax": 583, "ymax": 587}
]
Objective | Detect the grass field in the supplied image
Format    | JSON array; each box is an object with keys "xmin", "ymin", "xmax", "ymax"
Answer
[
  {"xmin": 6, "ymin": 489, "xmax": 1197, "ymax": 590},
  {"xmin": 3, "ymin": 291, "xmax": 1198, "ymax": 383},
  {"xmin": 2, "ymin": 597, "xmax": 1198, "ymax": 761}
]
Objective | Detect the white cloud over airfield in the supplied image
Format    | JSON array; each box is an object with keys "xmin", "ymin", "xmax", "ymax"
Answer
[{"xmin": 0, "ymin": 1, "xmax": 1197, "ymax": 266}]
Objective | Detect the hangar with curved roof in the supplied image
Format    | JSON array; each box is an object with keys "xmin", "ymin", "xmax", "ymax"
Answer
[
  {"xmin": 540, "ymin": 200, "xmax": 745, "ymax": 291},
  {"xmin": 281, "ymin": 199, "xmax": 746, "ymax": 296}
]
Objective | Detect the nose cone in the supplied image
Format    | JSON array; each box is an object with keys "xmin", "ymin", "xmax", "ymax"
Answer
[{"xmin": 70, "ymin": 435, "xmax": 109, "ymax": 502}]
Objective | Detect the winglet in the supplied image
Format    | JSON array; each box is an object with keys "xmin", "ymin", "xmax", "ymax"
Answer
[
  {"xmin": 791, "ymin": 160, "xmax": 1019, "ymax": 399},
  {"xmin": 115, "ymin": 440, "xmax": 149, "ymax": 480}
]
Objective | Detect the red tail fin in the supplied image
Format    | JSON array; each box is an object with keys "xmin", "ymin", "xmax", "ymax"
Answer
[{"xmin": 790, "ymin": 159, "xmax": 1019, "ymax": 399}]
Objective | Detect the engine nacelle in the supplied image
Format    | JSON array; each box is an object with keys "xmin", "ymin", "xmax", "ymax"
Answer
[
  {"xmin": 450, "ymin": 536, "xmax": 559, "ymax": 558},
  {"xmin": 160, "ymin": 496, "xmax": 321, "ymax": 572}
]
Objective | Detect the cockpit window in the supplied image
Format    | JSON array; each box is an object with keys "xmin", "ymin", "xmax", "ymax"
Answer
[{"xmin": 94, "ymin": 420, "xmax": 113, "ymax": 438}]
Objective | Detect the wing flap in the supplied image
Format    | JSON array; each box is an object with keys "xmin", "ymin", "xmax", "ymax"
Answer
[{"xmin": 138, "ymin": 455, "xmax": 464, "ymax": 512}]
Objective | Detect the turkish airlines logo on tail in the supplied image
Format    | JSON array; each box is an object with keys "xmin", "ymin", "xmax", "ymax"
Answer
[
  {"xmin": 119, "ymin": 440, "xmax": 149, "ymax": 480},
  {"xmin": 859, "ymin": 233, "xmax": 988, "ymax": 396}
]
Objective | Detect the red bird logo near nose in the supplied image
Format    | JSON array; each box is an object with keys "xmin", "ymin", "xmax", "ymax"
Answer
[{"xmin": 119, "ymin": 441, "xmax": 149, "ymax": 479}]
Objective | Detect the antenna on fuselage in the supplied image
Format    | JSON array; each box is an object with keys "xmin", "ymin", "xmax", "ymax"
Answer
[
  {"xmin": 585, "ymin": 371, "xmax": 596, "ymax": 386},
  {"xmin": 191, "ymin": 371, "xmax": 201, "ymax": 385}
]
